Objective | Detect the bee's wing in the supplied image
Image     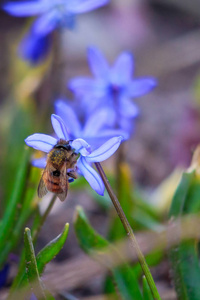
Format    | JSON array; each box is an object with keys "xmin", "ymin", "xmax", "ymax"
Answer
[
  {"xmin": 57, "ymin": 192, "xmax": 67, "ymax": 202},
  {"xmin": 57, "ymin": 163, "xmax": 69, "ymax": 202},
  {"xmin": 38, "ymin": 171, "xmax": 48, "ymax": 198}
]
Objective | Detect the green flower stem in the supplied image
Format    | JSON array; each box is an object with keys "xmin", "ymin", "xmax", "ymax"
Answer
[{"xmin": 95, "ymin": 162, "xmax": 161, "ymax": 300}]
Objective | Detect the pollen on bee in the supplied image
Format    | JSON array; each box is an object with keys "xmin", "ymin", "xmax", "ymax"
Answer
[{"xmin": 49, "ymin": 149, "xmax": 66, "ymax": 167}]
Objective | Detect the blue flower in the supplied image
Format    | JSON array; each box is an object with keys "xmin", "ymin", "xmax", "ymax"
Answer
[
  {"xmin": 18, "ymin": 30, "xmax": 51, "ymax": 65},
  {"xmin": 3, "ymin": 0, "xmax": 109, "ymax": 33},
  {"xmin": 25, "ymin": 114, "xmax": 122, "ymax": 195},
  {"xmin": 0, "ymin": 263, "xmax": 9, "ymax": 289},
  {"xmin": 68, "ymin": 46, "xmax": 157, "ymax": 131},
  {"xmin": 3, "ymin": 0, "xmax": 109, "ymax": 64},
  {"xmin": 54, "ymin": 99, "xmax": 129, "ymax": 145}
]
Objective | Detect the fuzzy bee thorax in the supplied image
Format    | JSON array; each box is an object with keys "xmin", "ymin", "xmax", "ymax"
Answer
[{"xmin": 48, "ymin": 148, "xmax": 68, "ymax": 168}]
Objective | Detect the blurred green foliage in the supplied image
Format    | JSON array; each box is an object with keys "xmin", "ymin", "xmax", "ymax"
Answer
[
  {"xmin": 169, "ymin": 171, "xmax": 200, "ymax": 300},
  {"xmin": 74, "ymin": 205, "xmax": 143, "ymax": 300}
]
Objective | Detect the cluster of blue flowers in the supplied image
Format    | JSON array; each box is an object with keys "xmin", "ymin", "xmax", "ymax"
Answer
[{"xmin": 3, "ymin": 0, "xmax": 156, "ymax": 197}]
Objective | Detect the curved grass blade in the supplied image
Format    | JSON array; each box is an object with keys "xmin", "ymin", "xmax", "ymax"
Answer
[
  {"xmin": 0, "ymin": 146, "xmax": 31, "ymax": 268},
  {"xmin": 169, "ymin": 171, "xmax": 200, "ymax": 300},
  {"xmin": 9, "ymin": 223, "xmax": 69, "ymax": 298},
  {"xmin": 143, "ymin": 276, "xmax": 154, "ymax": 300},
  {"xmin": 0, "ymin": 166, "xmax": 40, "ymax": 267},
  {"xmin": 24, "ymin": 227, "xmax": 47, "ymax": 300},
  {"xmin": 36, "ymin": 223, "xmax": 69, "ymax": 274},
  {"xmin": 74, "ymin": 206, "xmax": 143, "ymax": 300}
]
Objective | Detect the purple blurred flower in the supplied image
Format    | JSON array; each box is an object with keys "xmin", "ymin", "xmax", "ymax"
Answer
[
  {"xmin": 3, "ymin": 0, "xmax": 109, "ymax": 32},
  {"xmin": 68, "ymin": 46, "xmax": 157, "ymax": 131},
  {"xmin": 25, "ymin": 114, "xmax": 122, "ymax": 195},
  {"xmin": 30, "ymin": 293, "xmax": 37, "ymax": 300},
  {"xmin": 19, "ymin": 30, "xmax": 51, "ymax": 65},
  {"xmin": 3, "ymin": 0, "xmax": 109, "ymax": 64},
  {"xmin": 0, "ymin": 264, "xmax": 9, "ymax": 289},
  {"xmin": 55, "ymin": 99, "xmax": 129, "ymax": 145}
]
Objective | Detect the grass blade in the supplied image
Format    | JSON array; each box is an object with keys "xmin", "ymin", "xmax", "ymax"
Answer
[
  {"xmin": 169, "ymin": 171, "xmax": 200, "ymax": 300},
  {"xmin": 74, "ymin": 206, "xmax": 143, "ymax": 300},
  {"xmin": 24, "ymin": 227, "xmax": 47, "ymax": 300}
]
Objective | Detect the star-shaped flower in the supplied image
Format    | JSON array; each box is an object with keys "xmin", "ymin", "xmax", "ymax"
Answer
[
  {"xmin": 3, "ymin": 0, "xmax": 109, "ymax": 64},
  {"xmin": 68, "ymin": 46, "xmax": 157, "ymax": 131},
  {"xmin": 25, "ymin": 114, "xmax": 122, "ymax": 195}
]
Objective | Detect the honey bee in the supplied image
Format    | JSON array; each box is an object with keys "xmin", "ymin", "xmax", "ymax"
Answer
[{"xmin": 38, "ymin": 139, "xmax": 77, "ymax": 201}]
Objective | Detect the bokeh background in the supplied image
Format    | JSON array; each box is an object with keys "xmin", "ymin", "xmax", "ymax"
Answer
[{"xmin": 1, "ymin": 0, "xmax": 200, "ymax": 299}]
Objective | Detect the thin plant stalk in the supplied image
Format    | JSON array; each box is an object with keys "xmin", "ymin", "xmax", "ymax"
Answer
[
  {"xmin": 95, "ymin": 162, "xmax": 161, "ymax": 300},
  {"xmin": 32, "ymin": 194, "xmax": 57, "ymax": 242}
]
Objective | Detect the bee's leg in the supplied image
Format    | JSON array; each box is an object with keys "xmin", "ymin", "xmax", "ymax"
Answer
[
  {"xmin": 67, "ymin": 171, "xmax": 78, "ymax": 179},
  {"xmin": 68, "ymin": 178, "xmax": 74, "ymax": 183},
  {"xmin": 70, "ymin": 152, "xmax": 78, "ymax": 165}
]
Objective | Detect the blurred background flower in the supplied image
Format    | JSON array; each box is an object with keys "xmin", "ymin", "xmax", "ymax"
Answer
[
  {"xmin": 68, "ymin": 46, "xmax": 156, "ymax": 133},
  {"xmin": 55, "ymin": 99, "xmax": 129, "ymax": 144},
  {"xmin": 3, "ymin": 0, "xmax": 109, "ymax": 64}
]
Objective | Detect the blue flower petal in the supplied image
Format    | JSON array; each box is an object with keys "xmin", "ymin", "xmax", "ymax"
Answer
[
  {"xmin": 119, "ymin": 97, "xmax": 139, "ymax": 118},
  {"xmin": 0, "ymin": 263, "xmax": 9, "ymax": 288},
  {"xmin": 119, "ymin": 116, "xmax": 134, "ymax": 133},
  {"xmin": 87, "ymin": 46, "xmax": 109, "ymax": 79},
  {"xmin": 2, "ymin": 1, "xmax": 47, "ymax": 17},
  {"xmin": 68, "ymin": 77, "xmax": 105, "ymax": 97},
  {"xmin": 32, "ymin": 157, "xmax": 47, "ymax": 168},
  {"xmin": 32, "ymin": 11, "xmax": 59, "ymax": 36},
  {"xmin": 51, "ymin": 114, "xmax": 69, "ymax": 141},
  {"xmin": 54, "ymin": 100, "xmax": 81, "ymax": 137},
  {"xmin": 30, "ymin": 293, "xmax": 37, "ymax": 300},
  {"xmin": 128, "ymin": 78, "xmax": 157, "ymax": 97},
  {"xmin": 83, "ymin": 108, "xmax": 110, "ymax": 136},
  {"xmin": 25, "ymin": 134, "xmax": 56, "ymax": 152},
  {"xmin": 77, "ymin": 156, "xmax": 104, "ymax": 195},
  {"xmin": 86, "ymin": 136, "xmax": 123, "ymax": 162},
  {"xmin": 18, "ymin": 31, "xmax": 51, "ymax": 65},
  {"xmin": 110, "ymin": 52, "xmax": 133, "ymax": 85},
  {"xmin": 67, "ymin": 0, "xmax": 109, "ymax": 13},
  {"xmin": 72, "ymin": 138, "xmax": 91, "ymax": 155},
  {"xmin": 94, "ymin": 129, "xmax": 129, "ymax": 140},
  {"xmin": 68, "ymin": 77, "xmax": 94, "ymax": 93}
]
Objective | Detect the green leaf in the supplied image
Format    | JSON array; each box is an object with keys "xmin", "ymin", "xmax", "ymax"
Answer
[
  {"xmin": 169, "ymin": 171, "xmax": 200, "ymax": 300},
  {"xmin": 108, "ymin": 163, "xmax": 135, "ymax": 241},
  {"xmin": 36, "ymin": 223, "xmax": 69, "ymax": 274},
  {"xmin": 74, "ymin": 206, "xmax": 109, "ymax": 252},
  {"xmin": 10, "ymin": 223, "xmax": 69, "ymax": 296},
  {"xmin": 0, "ymin": 166, "xmax": 40, "ymax": 267},
  {"xmin": 9, "ymin": 206, "xmax": 42, "ymax": 294},
  {"xmin": 24, "ymin": 227, "xmax": 47, "ymax": 300},
  {"xmin": 169, "ymin": 172, "xmax": 195, "ymax": 216},
  {"xmin": 0, "ymin": 146, "xmax": 31, "ymax": 267},
  {"xmin": 143, "ymin": 276, "xmax": 154, "ymax": 300},
  {"xmin": 108, "ymin": 163, "xmax": 161, "ymax": 239},
  {"xmin": 0, "ymin": 104, "xmax": 35, "ymax": 203},
  {"xmin": 74, "ymin": 206, "xmax": 143, "ymax": 300}
]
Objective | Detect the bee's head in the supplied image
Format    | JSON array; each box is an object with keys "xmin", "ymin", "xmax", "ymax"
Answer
[{"xmin": 54, "ymin": 139, "xmax": 72, "ymax": 151}]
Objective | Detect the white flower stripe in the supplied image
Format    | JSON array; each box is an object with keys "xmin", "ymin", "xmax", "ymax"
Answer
[{"xmin": 51, "ymin": 114, "xmax": 69, "ymax": 140}]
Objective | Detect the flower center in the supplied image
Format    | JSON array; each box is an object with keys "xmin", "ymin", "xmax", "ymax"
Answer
[{"xmin": 110, "ymin": 84, "xmax": 120, "ymax": 97}]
